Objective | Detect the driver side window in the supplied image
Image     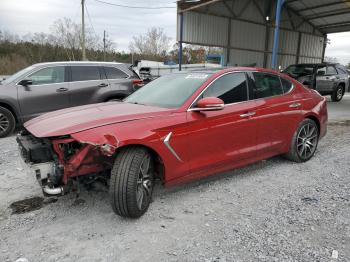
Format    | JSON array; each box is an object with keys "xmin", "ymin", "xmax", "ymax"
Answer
[
  {"xmin": 27, "ymin": 66, "xmax": 65, "ymax": 85},
  {"xmin": 202, "ymin": 73, "xmax": 248, "ymax": 104},
  {"xmin": 316, "ymin": 66, "xmax": 326, "ymax": 76}
]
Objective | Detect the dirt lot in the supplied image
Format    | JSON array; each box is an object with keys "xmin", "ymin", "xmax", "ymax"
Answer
[{"xmin": 0, "ymin": 98, "xmax": 350, "ymax": 262}]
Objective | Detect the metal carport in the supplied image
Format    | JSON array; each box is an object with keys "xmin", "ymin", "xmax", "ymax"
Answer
[{"xmin": 177, "ymin": 0, "xmax": 350, "ymax": 70}]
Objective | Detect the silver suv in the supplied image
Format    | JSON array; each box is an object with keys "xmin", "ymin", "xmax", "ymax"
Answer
[
  {"xmin": 283, "ymin": 63, "xmax": 349, "ymax": 102},
  {"xmin": 0, "ymin": 61, "xmax": 142, "ymax": 138}
]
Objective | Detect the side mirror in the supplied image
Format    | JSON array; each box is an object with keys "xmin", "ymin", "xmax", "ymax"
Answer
[
  {"xmin": 18, "ymin": 79, "xmax": 33, "ymax": 86},
  {"xmin": 191, "ymin": 97, "xmax": 224, "ymax": 112}
]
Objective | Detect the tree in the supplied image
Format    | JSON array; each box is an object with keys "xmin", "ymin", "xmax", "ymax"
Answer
[
  {"xmin": 324, "ymin": 56, "xmax": 338, "ymax": 63},
  {"xmin": 50, "ymin": 18, "xmax": 100, "ymax": 60},
  {"xmin": 129, "ymin": 27, "xmax": 171, "ymax": 58}
]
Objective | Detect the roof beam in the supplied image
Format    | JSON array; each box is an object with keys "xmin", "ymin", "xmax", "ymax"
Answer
[
  {"xmin": 222, "ymin": 0, "xmax": 237, "ymax": 18},
  {"xmin": 284, "ymin": 3, "xmax": 319, "ymax": 34},
  {"xmin": 319, "ymin": 21, "xmax": 350, "ymax": 28},
  {"xmin": 306, "ymin": 8, "xmax": 350, "ymax": 20},
  {"xmin": 178, "ymin": 0, "xmax": 223, "ymax": 13},
  {"xmin": 294, "ymin": 0, "xmax": 350, "ymax": 12}
]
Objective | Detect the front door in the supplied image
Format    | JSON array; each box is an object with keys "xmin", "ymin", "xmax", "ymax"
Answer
[
  {"xmin": 185, "ymin": 72, "xmax": 257, "ymax": 177},
  {"xmin": 17, "ymin": 66, "xmax": 70, "ymax": 122}
]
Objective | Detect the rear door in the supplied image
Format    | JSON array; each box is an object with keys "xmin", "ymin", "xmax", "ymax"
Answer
[
  {"xmin": 336, "ymin": 65, "xmax": 350, "ymax": 91},
  {"xmin": 103, "ymin": 66, "xmax": 135, "ymax": 98},
  {"xmin": 248, "ymin": 72, "xmax": 303, "ymax": 156},
  {"xmin": 186, "ymin": 72, "xmax": 258, "ymax": 177},
  {"xmin": 17, "ymin": 66, "xmax": 70, "ymax": 121},
  {"xmin": 68, "ymin": 65, "xmax": 109, "ymax": 107},
  {"xmin": 316, "ymin": 65, "xmax": 337, "ymax": 93}
]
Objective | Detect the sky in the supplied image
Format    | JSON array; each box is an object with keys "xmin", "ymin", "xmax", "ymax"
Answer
[{"xmin": 0, "ymin": 0, "xmax": 349, "ymax": 65}]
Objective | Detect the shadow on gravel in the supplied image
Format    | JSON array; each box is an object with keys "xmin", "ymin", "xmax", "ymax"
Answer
[
  {"xmin": 328, "ymin": 120, "xmax": 350, "ymax": 126},
  {"xmin": 10, "ymin": 197, "xmax": 57, "ymax": 214},
  {"xmin": 155, "ymin": 156, "xmax": 286, "ymax": 198}
]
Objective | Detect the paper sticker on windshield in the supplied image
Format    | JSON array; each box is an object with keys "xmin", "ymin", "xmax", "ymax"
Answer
[{"xmin": 185, "ymin": 74, "xmax": 208, "ymax": 79}]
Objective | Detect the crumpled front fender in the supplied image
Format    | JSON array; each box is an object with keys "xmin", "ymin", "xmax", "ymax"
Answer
[{"xmin": 70, "ymin": 121, "xmax": 161, "ymax": 156}]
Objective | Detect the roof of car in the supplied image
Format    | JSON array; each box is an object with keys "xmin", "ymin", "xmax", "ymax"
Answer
[
  {"xmin": 32, "ymin": 61, "xmax": 124, "ymax": 67},
  {"xmin": 288, "ymin": 63, "xmax": 339, "ymax": 67},
  {"xmin": 181, "ymin": 66, "xmax": 278, "ymax": 74}
]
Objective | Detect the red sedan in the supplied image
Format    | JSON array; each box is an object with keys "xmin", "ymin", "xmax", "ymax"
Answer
[{"xmin": 17, "ymin": 67, "xmax": 328, "ymax": 218}]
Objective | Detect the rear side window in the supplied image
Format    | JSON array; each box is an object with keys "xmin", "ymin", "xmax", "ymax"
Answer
[
  {"xmin": 27, "ymin": 66, "xmax": 65, "ymax": 85},
  {"xmin": 71, "ymin": 66, "xmax": 101, "ymax": 82},
  {"xmin": 336, "ymin": 66, "xmax": 348, "ymax": 74},
  {"xmin": 251, "ymin": 72, "xmax": 283, "ymax": 99},
  {"xmin": 280, "ymin": 78, "xmax": 293, "ymax": 93},
  {"xmin": 202, "ymin": 73, "xmax": 248, "ymax": 104},
  {"xmin": 104, "ymin": 67, "xmax": 128, "ymax": 79},
  {"xmin": 326, "ymin": 66, "xmax": 337, "ymax": 75}
]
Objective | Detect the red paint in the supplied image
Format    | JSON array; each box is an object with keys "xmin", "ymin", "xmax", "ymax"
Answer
[{"xmin": 24, "ymin": 67, "xmax": 328, "ymax": 186}]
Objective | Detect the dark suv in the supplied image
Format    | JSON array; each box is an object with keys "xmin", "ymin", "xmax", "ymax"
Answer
[
  {"xmin": 283, "ymin": 63, "xmax": 349, "ymax": 102},
  {"xmin": 0, "ymin": 61, "xmax": 143, "ymax": 137}
]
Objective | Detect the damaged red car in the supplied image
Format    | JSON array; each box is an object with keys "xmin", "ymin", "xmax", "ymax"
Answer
[{"xmin": 17, "ymin": 67, "xmax": 328, "ymax": 218}]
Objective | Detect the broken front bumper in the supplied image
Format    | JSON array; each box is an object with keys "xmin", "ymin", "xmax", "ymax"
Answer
[{"xmin": 17, "ymin": 133, "xmax": 63, "ymax": 193}]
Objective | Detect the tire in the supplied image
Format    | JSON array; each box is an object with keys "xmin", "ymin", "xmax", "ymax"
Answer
[
  {"xmin": 109, "ymin": 146, "xmax": 154, "ymax": 218},
  {"xmin": 331, "ymin": 85, "xmax": 344, "ymax": 102},
  {"xmin": 0, "ymin": 106, "xmax": 16, "ymax": 138},
  {"xmin": 107, "ymin": 98, "xmax": 122, "ymax": 102},
  {"xmin": 284, "ymin": 119, "xmax": 319, "ymax": 163}
]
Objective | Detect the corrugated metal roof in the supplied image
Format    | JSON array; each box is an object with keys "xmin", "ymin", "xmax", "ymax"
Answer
[
  {"xmin": 285, "ymin": 0, "xmax": 350, "ymax": 34},
  {"xmin": 178, "ymin": 0, "xmax": 350, "ymax": 34}
]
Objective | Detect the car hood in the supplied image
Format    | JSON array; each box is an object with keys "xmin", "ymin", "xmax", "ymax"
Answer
[{"xmin": 24, "ymin": 102, "xmax": 172, "ymax": 138}]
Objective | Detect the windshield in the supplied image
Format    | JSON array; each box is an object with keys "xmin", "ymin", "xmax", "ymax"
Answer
[
  {"xmin": 124, "ymin": 72, "xmax": 211, "ymax": 108},
  {"xmin": 1, "ymin": 65, "xmax": 36, "ymax": 85},
  {"xmin": 283, "ymin": 65, "xmax": 315, "ymax": 77}
]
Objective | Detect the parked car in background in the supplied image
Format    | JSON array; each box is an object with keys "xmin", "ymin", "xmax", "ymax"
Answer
[
  {"xmin": 17, "ymin": 67, "xmax": 327, "ymax": 218},
  {"xmin": 283, "ymin": 63, "xmax": 349, "ymax": 102},
  {"xmin": 0, "ymin": 61, "xmax": 143, "ymax": 137}
]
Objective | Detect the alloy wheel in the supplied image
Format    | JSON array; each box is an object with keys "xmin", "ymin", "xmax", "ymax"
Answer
[
  {"xmin": 0, "ymin": 113, "xmax": 10, "ymax": 134},
  {"xmin": 136, "ymin": 155, "xmax": 153, "ymax": 210},
  {"xmin": 296, "ymin": 123, "xmax": 318, "ymax": 160},
  {"xmin": 337, "ymin": 87, "xmax": 343, "ymax": 100}
]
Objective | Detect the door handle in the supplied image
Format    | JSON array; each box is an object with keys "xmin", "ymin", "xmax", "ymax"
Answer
[
  {"xmin": 240, "ymin": 112, "xmax": 256, "ymax": 118},
  {"xmin": 289, "ymin": 103, "xmax": 301, "ymax": 108},
  {"xmin": 56, "ymin": 87, "xmax": 68, "ymax": 92},
  {"xmin": 98, "ymin": 83, "xmax": 109, "ymax": 87}
]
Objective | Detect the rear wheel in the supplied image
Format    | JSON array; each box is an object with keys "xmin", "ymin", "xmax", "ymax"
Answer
[
  {"xmin": 109, "ymin": 147, "xmax": 154, "ymax": 218},
  {"xmin": 0, "ymin": 107, "xmax": 16, "ymax": 138},
  {"xmin": 285, "ymin": 119, "xmax": 319, "ymax": 163},
  {"xmin": 331, "ymin": 85, "xmax": 344, "ymax": 102}
]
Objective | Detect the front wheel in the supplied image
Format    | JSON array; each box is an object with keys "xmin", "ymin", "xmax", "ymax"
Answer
[
  {"xmin": 284, "ymin": 119, "xmax": 319, "ymax": 163},
  {"xmin": 0, "ymin": 107, "xmax": 16, "ymax": 138},
  {"xmin": 109, "ymin": 147, "xmax": 154, "ymax": 218},
  {"xmin": 331, "ymin": 85, "xmax": 344, "ymax": 102}
]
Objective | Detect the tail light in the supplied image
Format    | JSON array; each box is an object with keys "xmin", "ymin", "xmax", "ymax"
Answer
[{"xmin": 132, "ymin": 79, "xmax": 144, "ymax": 90}]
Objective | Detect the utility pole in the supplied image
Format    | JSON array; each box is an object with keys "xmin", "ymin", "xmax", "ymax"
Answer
[
  {"xmin": 103, "ymin": 30, "xmax": 106, "ymax": 61},
  {"xmin": 81, "ymin": 0, "xmax": 86, "ymax": 61}
]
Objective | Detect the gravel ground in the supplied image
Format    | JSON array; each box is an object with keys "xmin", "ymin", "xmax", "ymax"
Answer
[{"xmin": 0, "ymin": 101, "xmax": 350, "ymax": 262}]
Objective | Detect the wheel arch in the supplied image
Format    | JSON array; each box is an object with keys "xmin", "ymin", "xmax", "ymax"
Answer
[
  {"xmin": 0, "ymin": 101, "xmax": 19, "ymax": 124},
  {"xmin": 104, "ymin": 93, "xmax": 127, "ymax": 102},
  {"xmin": 338, "ymin": 82, "xmax": 346, "ymax": 92},
  {"xmin": 305, "ymin": 114, "xmax": 320, "ymax": 134},
  {"xmin": 115, "ymin": 144, "xmax": 166, "ymax": 182}
]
